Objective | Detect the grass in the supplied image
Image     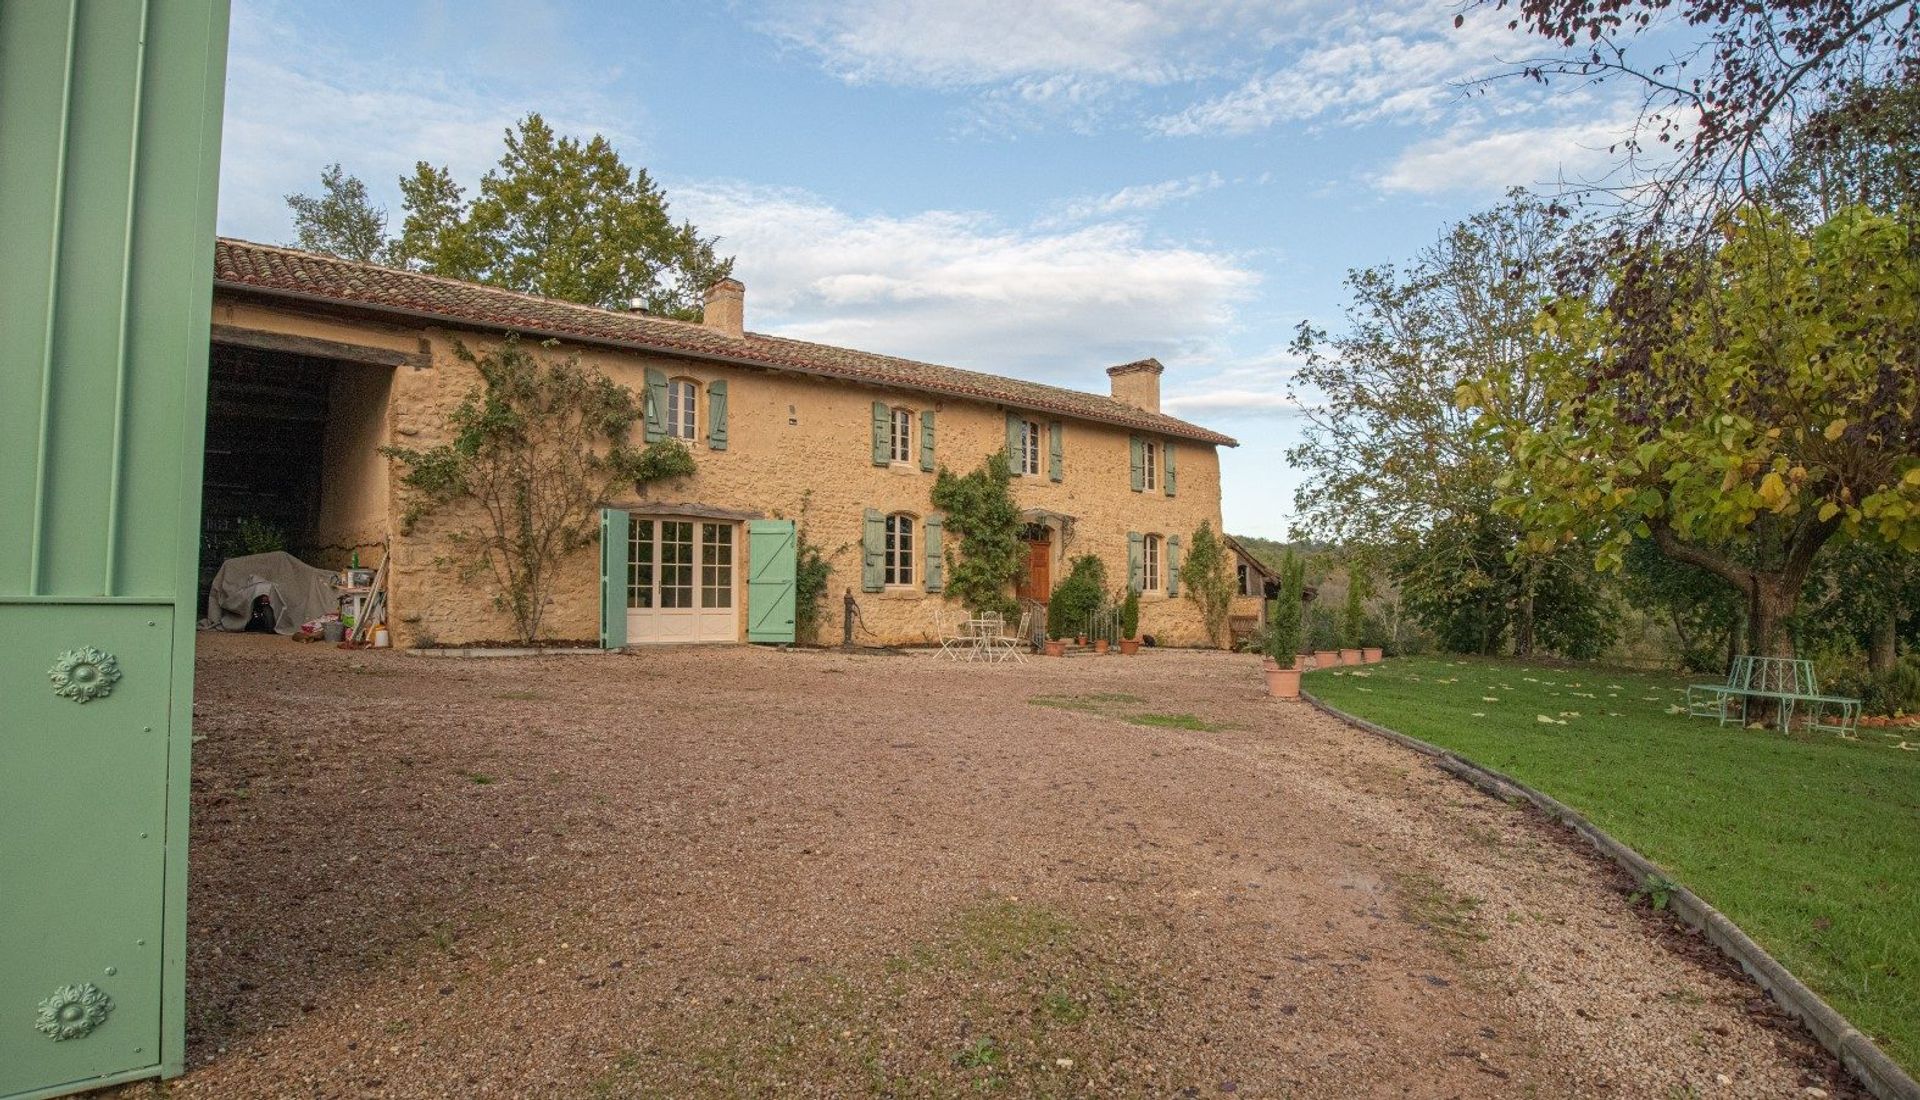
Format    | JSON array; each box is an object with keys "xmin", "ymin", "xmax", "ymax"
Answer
[
  {"xmin": 1307, "ymin": 655, "xmax": 1920, "ymax": 1072},
  {"xmin": 1028, "ymin": 694, "xmax": 1231, "ymax": 732}
]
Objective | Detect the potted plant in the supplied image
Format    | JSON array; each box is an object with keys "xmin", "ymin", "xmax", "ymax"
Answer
[
  {"xmin": 1361, "ymin": 613, "xmax": 1384, "ymax": 664},
  {"xmin": 1309, "ymin": 608, "xmax": 1340, "ymax": 670},
  {"xmin": 1119, "ymin": 588, "xmax": 1141, "ymax": 655},
  {"xmin": 1338, "ymin": 563, "xmax": 1367, "ymax": 666},
  {"xmin": 1264, "ymin": 552, "xmax": 1305, "ymax": 698},
  {"xmin": 1047, "ymin": 555, "xmax": 1106, "ymax": 656}
]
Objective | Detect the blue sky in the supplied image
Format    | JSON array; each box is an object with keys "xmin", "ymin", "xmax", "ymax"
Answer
[{"xmin": 216, "ymin": 0, "xmax": 1641, "ymax": 539}]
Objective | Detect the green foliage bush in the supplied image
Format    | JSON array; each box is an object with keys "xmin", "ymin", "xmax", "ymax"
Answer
[
  {"xmin": 1179, "ymin": 521, "xmax": 1236, "ymax": 648},
  {"xmin": 1046, "ymin": 555, "xmax": 1106, "ymax": 641},
  {"xmin": 1121, "ymin": 588, "xmax": 1141, "ymax": 640},
  {"xmin": 1307, "ymin": 608, "xmax": 1338, "ymax": 651}
]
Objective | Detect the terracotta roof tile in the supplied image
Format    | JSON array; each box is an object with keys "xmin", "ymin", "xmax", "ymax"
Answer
[{"xmin": 213, "ymin": 238, "xmax": 1236, "ymax": 447}]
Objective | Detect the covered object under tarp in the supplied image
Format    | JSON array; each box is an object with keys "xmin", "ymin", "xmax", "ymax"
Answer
[{"xmin": 200, "ymin": 551, "xmax": 337, "ymax": 634}]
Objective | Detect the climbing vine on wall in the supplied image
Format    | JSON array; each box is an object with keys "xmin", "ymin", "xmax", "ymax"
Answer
[
  {"xmin": 383, "ymin": 337, "xmax": 695, "ymax": 643},
  {"xmin": 930, "ymin": 450, "xmax": 1022, "ymax": 618}
]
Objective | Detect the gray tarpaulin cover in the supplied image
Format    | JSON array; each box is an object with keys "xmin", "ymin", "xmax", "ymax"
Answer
[{"xmin": 200, "ymin": 551, "xmax": 337, "ymax": 634}]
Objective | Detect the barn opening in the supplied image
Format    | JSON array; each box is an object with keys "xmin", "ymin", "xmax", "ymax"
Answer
[{"xmin": 197, "ymin": 339, "xmax": 394, "ymax": 612}]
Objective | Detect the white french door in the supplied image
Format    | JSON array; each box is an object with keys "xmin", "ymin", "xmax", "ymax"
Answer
[{"xmin": 625, "ymin": 517, "xmax": 739, "ymax": 643}]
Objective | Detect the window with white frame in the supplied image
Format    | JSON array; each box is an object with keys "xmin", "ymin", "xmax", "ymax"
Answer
[
  {"xmin": 889, "ymin": 406, "xmax": 914, "ymax": 463},
  {"xmin": 884, "ymin": 513, "xmax": 916, "ymax": 586},
  {"xmin": 1143, "ymin": 534, "xmax": 1162, "ymax": 592},
  {"xmin": 1019, "ymin": 419, "xmax": 1042, "ymax": 476},
  {"xmin": 1237, "ymin": 560, "xmax": 1258, "ymax": 597},
  {"xmin": 665, "ymin": 378, "xmax": 698, "ymax": 441},
  {"xmin": 1141, "ymin": 439, "xmax": 1159, "ymax": 491}
]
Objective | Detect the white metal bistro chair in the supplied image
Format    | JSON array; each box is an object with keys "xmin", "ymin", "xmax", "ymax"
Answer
[
  {"xmin": 932, "ymin": 606, "xmax": 969, "ymax": 660},
  {"xmin": 984, "ymin": 609, "xmax": 1032, "ymax": 664}
]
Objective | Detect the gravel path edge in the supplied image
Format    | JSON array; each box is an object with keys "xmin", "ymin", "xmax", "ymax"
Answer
[{"xmin": 1300, "ymin": 687, "xmax": 1920, "ymax": 1100}]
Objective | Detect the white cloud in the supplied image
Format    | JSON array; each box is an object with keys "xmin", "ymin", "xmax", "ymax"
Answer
[
  {"xmin": 1049, "ymin": 172, "xmax": 1225, "ymax": 224},
  {"xmin": 1149, "ymin": 4, "xmax": 1523, "ymax": 136},
  {"xmin": 756, "ymin": 0, "xmax": 1271, "ymax": 88},
  {"xmin": 1375, "ymin": 113, "xmax": 1642, "ymax": 195},
  {"xmin": 1162, "ymin": 352, "xmax": 1308, "ymax": 419},
  {"xmin": 216, "ymin": 2, "xmax": 644, "ymax": 243},
  {"xmin": 674, "ymin": 182, "xmax": 1258, "ymax": 384}
]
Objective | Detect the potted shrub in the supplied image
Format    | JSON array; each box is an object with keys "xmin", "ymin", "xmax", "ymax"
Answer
[
  {"xmin": 1119, "ymin": 588, "xmax": 1141, "ymax": 655},
  {"xmin": 1338, "ymin": 563, "xmax": 1367, "ymax": 666},
  {"xmin": 1047, "ymin": 555, "xmax": 1106, "ymax": 655},
  {"xmin": 1308, "ymin": 608, "xmax": 1340, "ymax": 670},
  {"xmin": 1264, "ymin": 552, "xmax": 1305, "ymax": 698},
  {"xmin": 1361, "ymin": 613, "xmax": 1385, "ymax": 664}
]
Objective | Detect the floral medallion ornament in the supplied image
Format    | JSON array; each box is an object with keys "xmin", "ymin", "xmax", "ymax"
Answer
[
  {"xmin": 48, "ymin": 646, "xmax": 122, "ymax": 704},
  {"xmin": 35, "ymin": 983, "xmax": 113, "ymax": 1041}
]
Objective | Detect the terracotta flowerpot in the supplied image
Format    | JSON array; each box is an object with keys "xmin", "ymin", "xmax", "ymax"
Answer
[
  {"xmin": 1314, "ymin": 649, "xmax": 1341, "ymax": 669},
  {"xmin": 1262, "ymin": 655, "xmax": 1279, "ymax": 671},
  {"xmin": 1119, "ymin": 638, "xmax": 1140, "ymax": 655},
  {"xmin": 1265, "ymin": 664, "xmax": 1301, "ymax": 698},
  {"xmin": 1043, "ymin": 639, "xmax": 1067, "ymax": 657},
  {"xmin": 1094, "ymin": 639, "xmax": 1110, "ymax": 654},
  {"xmin": 1362, "ymin": 646, "xmax": 1383, "ymax": 664},
  {"xmin": 1339, "ymin": 648, "xmax": 1362, "ymax": 666}
]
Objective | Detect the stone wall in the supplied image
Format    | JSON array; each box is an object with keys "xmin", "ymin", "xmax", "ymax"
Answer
[{"xmin": 215, "ymin": 297, "xmax": 1249, "ymax": 649}]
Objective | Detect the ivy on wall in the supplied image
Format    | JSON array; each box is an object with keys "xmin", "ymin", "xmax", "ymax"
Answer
[{"xmin": 929, "ymin": 450, "xmax": 1022, "ymax": 618}]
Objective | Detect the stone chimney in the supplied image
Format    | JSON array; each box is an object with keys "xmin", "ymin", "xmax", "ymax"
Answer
[
  {"xmin": 701, "ymin": 278, "xmax": 745, "ymax": 339},
  {"xmin": 1106, "ymin": 358, "xmax": 1164, "ymax": 414}
]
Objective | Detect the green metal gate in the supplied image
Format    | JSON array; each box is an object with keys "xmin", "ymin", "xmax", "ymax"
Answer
[
  {"xmin": 0, "ymin": 3, "xmax": 230, "ymax": 1097},
  {"xmin": 746, "ymin": 520, "xmax": 798, "ymax": 644}
]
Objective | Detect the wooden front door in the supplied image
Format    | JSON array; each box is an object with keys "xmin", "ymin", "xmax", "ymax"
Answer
[{"xmin": 1017, "ymin": 534, "xmax": 1052, "ymax": 603}]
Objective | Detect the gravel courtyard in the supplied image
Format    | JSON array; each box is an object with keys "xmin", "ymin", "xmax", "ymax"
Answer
[{"xmin": 120, "ymin": 635, "xmax": 1857, "ymax": 1098}]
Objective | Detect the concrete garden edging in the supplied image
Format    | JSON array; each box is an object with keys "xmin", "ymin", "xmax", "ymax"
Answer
[{"xmin": 1300, "ymin": 687, "xmax": 1920, "ymax": 1100}]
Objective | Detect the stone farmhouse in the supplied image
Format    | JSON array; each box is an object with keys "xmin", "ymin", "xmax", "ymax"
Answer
[{"xmin": 206, "ymin": 239, "xmax": 1272, "ymax": 648}]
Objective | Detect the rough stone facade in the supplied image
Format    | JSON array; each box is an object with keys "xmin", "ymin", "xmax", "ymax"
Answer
[{"xmin": 211, "ymin": 295, "xmax": 1265, "ymax": 650}]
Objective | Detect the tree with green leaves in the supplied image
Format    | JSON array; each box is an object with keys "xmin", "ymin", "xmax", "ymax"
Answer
[
  {"xmin": 1289, "ymin": 191, "xmax": 1604, "ymax": 656},
  {"xmin": 383, "ymin": 338, "xmax": 696, "ymax": 643},
  {"xmin": 389, "ymin": 114, "xmax": 732, "ymax": 318},
  {"xmin": 284, "ymin": 163, "xmax": 389, "ymax": 263},
  {"xmin": 1179, "ymin": 521, "xmax": 1236, "ymax": 649},
  {"xmin": 929, "ymin": 451, "xmax": 1022, "ymax": 620},
  {"xmin": 1464, "ymin": 206, "xmax": 1920, "ymax": 657}
]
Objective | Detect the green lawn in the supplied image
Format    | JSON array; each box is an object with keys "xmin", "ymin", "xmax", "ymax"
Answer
[{"xmin": 1306, "ymin": 655, "xmax": 1920, "ymax": 1072}]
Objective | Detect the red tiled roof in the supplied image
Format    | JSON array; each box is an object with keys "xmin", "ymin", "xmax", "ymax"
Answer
[{"xmin": 212, "ymin": 238, "xmax": 1237, "ymax": 447}]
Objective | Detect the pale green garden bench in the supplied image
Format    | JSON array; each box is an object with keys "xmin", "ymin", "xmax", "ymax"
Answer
[{"xmin": 1685, "ymin": 655, "xmax": 1860, "ymax": 735}]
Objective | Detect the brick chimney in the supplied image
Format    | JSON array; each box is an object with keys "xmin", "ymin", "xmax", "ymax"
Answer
[
  {"xmin": 701, "ymin": 278, "xmax": 745, "ymax": 339},
  {"xmin": 1106, "ymin": 358, "xmax": 1163, "ymax": 414}
]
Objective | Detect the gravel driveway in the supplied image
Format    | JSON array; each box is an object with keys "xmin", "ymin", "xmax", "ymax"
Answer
[{"xmin": 113, "ymin": 635, "xmax": 1856, "ymax": 1098}]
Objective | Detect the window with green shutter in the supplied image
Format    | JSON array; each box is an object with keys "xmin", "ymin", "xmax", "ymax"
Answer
[
  {"xmin": 920, "ymin": 410, "xmax": 936, "ymax": 471},
  {"xmin": 644, "ymin": 367, "xmax": 669, "ymax": 442},
  {"xmin": 871, "ymin": 402, "xmax": 891, "ymax": 465},
  {"xmin": 707, "ymin": 379, "xmax": 728, "ymax": 450},
  {"xmin": 1164, "ymin": 440, "xmax": 1177, "ymax": 497},
  {"xmin": 1048, "ymin": 421, "xmax": 1063, "ymax": 482},
  {"xmin": 1167, "ymin": 534, "xmax": 1182, "ymax": 596},
  {"xmin": 924, "ymin": 512, "xmax": 944, "ymax": 591},
  {"xmin": 862, "ymin": 508, "xmax": 885, "ymax": 591},
  {"xmin": 1127, "ymin": 531, "xmax": 1144, "ymax": 592},
  {"xmin": 1129, "ymin": 436, "xmax": 1145, "ymax": 492}
]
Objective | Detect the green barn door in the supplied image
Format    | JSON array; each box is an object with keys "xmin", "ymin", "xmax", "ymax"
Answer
[
  {"xmin": 0, "ymin": 3, "xmax": 230, "ymax": 1098},
  {"xmin": 746, "ymin": 520, "xmax": 798, "ymax": 644}
]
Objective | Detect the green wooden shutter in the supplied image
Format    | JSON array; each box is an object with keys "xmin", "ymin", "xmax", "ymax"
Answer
[
  {"xmin": 600, "ymin": 508, "xmax": 628, "ymax": 649},
  {"xmin": 862, "ymin": 508, "xmax": 885, "ymax": 592},
  {"xmin": 644, "ymin": 367, "xmax": 668, "ymax": 442},
  {"xmin": 1048, "ymin": 421, "xmax": 1063, "ymax": 482},
  {"xmin": 920, "ymin": 409, "xmax": 936, "ymax": 471},
  {"xmin": 1167, "ymin": 534, "xmax": 1182, "ymax": 597},
  {"xmin": 747, "ymin": 519, "xmax": 798, "ymax": 643},
  {"xmin": 1129, "ymin": 437, "xmax": 1144, "ymax": 492},
  {"xmin": 871, "ymin": 401, "xmax": 890, "ymax": 465},
  {"xmin": 1005, "ymin": 413, "xmax": 1023, "ymax": 465},
  {"xmin": 1164, "ymin": 440, "xmax": 1177, "ymax": 497},
  {"xmin": 924, "ymin": 512, "xmax": 944, "ymax": 592},
  {"xmin": 1127, "ymin": 532, "xmax": 1144, "ymax": 592},
  {"xmin": 707, "ymin": 379, "xmax": 728, "ymax": 451}
]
